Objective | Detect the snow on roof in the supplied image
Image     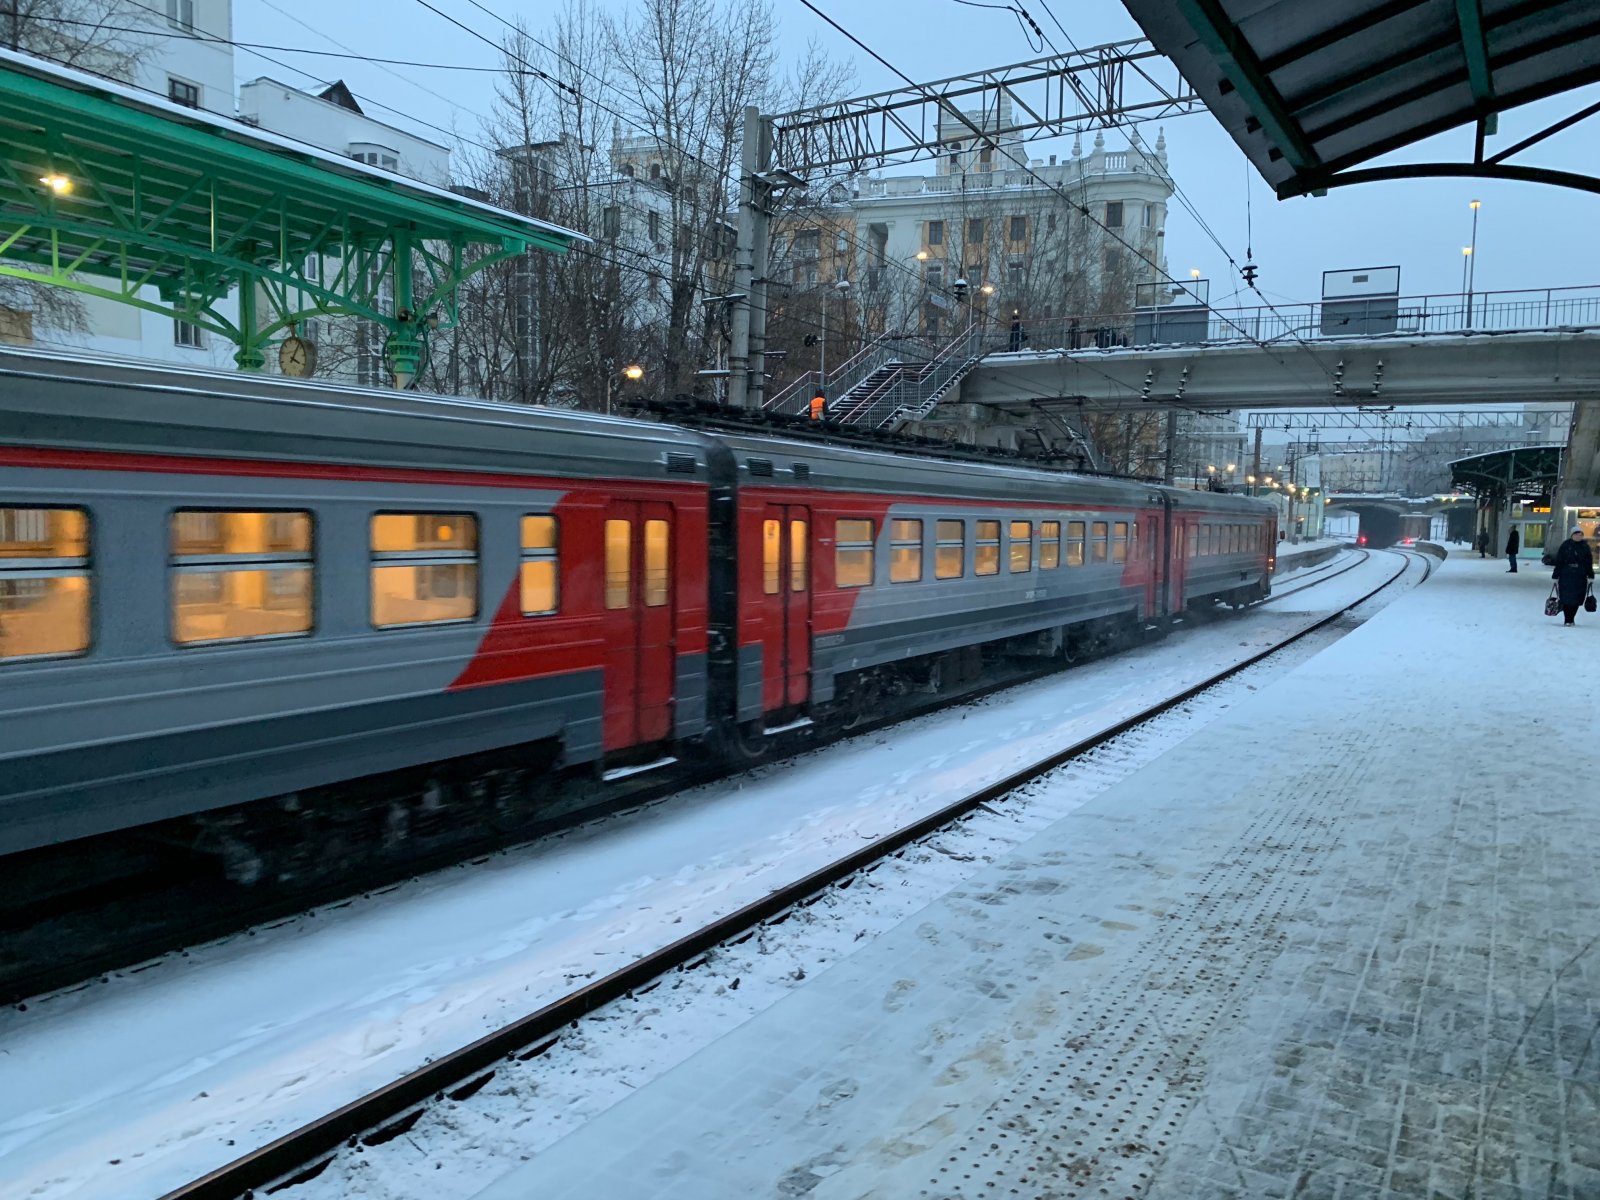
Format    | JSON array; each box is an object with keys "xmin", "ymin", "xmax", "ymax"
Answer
[{"xmin": 0, "ymin": 46, "xmax": 592, "ymax": 246}]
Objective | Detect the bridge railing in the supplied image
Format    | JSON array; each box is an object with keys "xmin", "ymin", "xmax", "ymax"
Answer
[{"xmin": 1001, "ymin": 284, "xmax": 1600, "ymax": 353}]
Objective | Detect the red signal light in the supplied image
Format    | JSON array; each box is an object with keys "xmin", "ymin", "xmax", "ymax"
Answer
[{"xmin": 1358, "ymin": 534, "xmax": 1368, "ymax": 545}]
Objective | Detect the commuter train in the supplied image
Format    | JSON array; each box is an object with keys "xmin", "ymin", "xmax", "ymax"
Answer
[{"xmin": 0, "ymin": 349, "xmax": 1276, "ymax": 862}]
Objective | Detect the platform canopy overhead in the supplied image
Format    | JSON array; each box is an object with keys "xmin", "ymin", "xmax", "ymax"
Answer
[
  {"xmin": 0, "ymin": 49, "xmax": 587, "ymax": 378},
  {"xmin": 1121, "ymin": 0, "xmax": 1600, "ymax": 197},
  {"xmin": 1449, "ymin": 443, "xmax": 1563, "ymax": 504}
]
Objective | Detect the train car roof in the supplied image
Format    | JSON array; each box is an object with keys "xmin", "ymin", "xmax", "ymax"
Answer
[
  {"xmin": 711, "ymin": 430, "xmax": 1275, "ymax": 517},
  {"xmin": 0, "ymin": 348, "xmax": 714, "ymax": 483}
]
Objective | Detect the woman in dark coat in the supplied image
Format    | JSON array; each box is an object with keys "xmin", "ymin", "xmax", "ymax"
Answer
[{"xmin": 1551, "ymin": 528, "xmax": 1595, "ymax": 626}]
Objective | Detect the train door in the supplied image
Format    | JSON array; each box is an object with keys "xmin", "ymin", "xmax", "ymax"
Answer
[
  {"xmin": 759, "ymin": 505, "xmax": 812, "ymax": 712},
  {"xmin": 601, "ymin": 501, "xmax": 676, "ymax": 749},
  {"xmin": 1168, "ymin": 514, "xmax": 1190, "ymax": 613},
  {"xmin": 1141, "ymin": 512, "xmax": 1164, "ymax": 619}
]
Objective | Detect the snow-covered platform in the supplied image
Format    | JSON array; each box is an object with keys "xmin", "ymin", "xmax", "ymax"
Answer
[{"xmin": 472, "ymin": 555, "xmax": 1600, "ymax": 1200}]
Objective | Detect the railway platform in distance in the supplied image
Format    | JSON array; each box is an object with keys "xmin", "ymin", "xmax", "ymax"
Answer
[{"xmin": 472, "ymin": 553, "xmax": 1600, "ymax": 1200}]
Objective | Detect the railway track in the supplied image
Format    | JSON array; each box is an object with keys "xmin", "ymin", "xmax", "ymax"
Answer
[{"xmin": 157, "ymin": 548, "xmax": 1431, "ymax": 1200}]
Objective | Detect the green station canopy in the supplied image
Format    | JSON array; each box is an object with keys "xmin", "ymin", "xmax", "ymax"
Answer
[{"xmin": 0, "ymin": 47, "xmax": 588, "ymax": 369}]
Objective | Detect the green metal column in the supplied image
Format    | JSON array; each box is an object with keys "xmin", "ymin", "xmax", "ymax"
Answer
[
  {"xmin": 386, "ymin": 227, "xmax": 423, "ymax": 389},
  {"xmin": 234, "ymin": 271, "xmax": 265, "ymax": 371}
]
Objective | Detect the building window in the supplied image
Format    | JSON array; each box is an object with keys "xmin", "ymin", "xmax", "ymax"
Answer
[
  {"xmin": 1039, "ymin": 521, "xmax": 1061, "ymax": 569},
  {"xmin": 520, "ymin": 516, "xmax": 559, "ymax": 615},
  {"xmin": 167, "ymin": 77, "xmax": 199, "ymax": 108},
  {"xmin": 1047, "ymin": 213, "xmax": 1057, "ymax": 232},
  {"xmin": 1104, "ymin": 249, "xmax": 1124, "ymax": 277},
  {"xmin": 174, "ymin": 320, "xmax": 203, "ymax": 348},
  {"xmin": 302, "ymin": 254, "xmax": 321, "ymax": 282},
  {"xmin": 835, "ymin": 519, "xmax": 875, "ymax": 588},
  {"xmin": 1144, "ymin": 203, "xmax": 1156, "ymax": 228},
  {"xmin": 648, "ymin": 210, "xmax": 661, "ymax": 241},
  {"xmin": 795, "ymin": 228, "xmax": 820, "ymax": 260},
  {"xmin": 805, "ymin": 267, "xmax": 818, "ymax": 288},
  {"xmin": 967, "ymin": 218, "xmax": 985, "ymax": 244},
  {"xmin": 370, "ymin": 514, "xmax": 478, "ymax": 627},
  {"xmin": 1008, "ymin": 521, "xmax": 1031, "ymax": 572},
  {"xmin": 1009, "ymin": 216, "xmax": 1026, "ymax": 242},
  {"xmin": 979, "ymin": 146, "xmax": 993, "ymax": 169},
  {"xmin": 926, "ymin": 220, "xmax": 944, "ymax": 247},
  {"xmin": 171, "ymin": 511, "xmax": 313, "ymax": 645},
  {"xmin": 935, "ymin": 519, "xmax": 964, "ymax": 579},
  {"xmin": 835, "ymin": 231, "xmax": 849, "ymax": 254},
  {"xmin": 166, "ymin": 0, "xmax": 195, "ymax": 32},
  {"xmin": 649, "ymin": 163, "xmax": 662, "ymax": 182},
  {"xmin": 0, "ymin": 507, "xmax": 90, "ymax": 661},
  {"xmin": 602, "ymin": 206, "xmax": 621, "ymax": 239},
  {"xmin": 975, "ymin": 520, "xmax": 1000, "ymax": 576},
  {"xmin": 1105, "ymin": 201, "xmax": 1124, "ymax": 228},
  {"xmin": 889, "ymin": 519, "xmax": 923, "ymax": 584},
  {"xmin": 1008, "ymin": 260, "xmax": 1024, "ymax": 289},
  {"xmin": 925, "ymin": 263, "xmax": 943, "ymax": 288}
]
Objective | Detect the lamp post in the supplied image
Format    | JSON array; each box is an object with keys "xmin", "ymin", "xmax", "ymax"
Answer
[
  {"xmin": 1466, "ymin": 199, "xmax": 1481, "ymax": 326},
  {"xmin": 604, "ymin": 362, "xmax": 644, "ymax": 415},
  {"xmin": 819, "ymin": 277, "xmax": 852, "ymax": 392}
]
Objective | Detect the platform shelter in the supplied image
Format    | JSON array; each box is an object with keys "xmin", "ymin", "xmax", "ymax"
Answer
[{"xmin": 0, "ymin": 48, "xmax": 585, "ymax": 383}]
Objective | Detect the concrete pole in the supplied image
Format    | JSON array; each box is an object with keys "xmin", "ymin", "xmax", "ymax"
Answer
[
  {"xmin": 728, "ymin": 106, "xmax": 772, "ymax": 409},
  {"xmin": 1164, "ymin": 408, "xmax": 1178, "ymax": 485}
]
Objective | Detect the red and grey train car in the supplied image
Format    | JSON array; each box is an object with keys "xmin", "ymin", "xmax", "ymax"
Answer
[{"xmin": 0, "ymin": 349, "xmax": 1274, "ymax": 860}]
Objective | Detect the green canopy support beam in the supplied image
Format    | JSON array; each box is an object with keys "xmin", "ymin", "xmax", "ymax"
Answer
[{"xmin": 0, "ymin": 50, "xmax": 589, "ymax": 385}]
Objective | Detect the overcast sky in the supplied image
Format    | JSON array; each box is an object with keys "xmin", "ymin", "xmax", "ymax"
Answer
[{"xmin": 234, "ymin": 0, "xmax": 1600, "ymax": 308}]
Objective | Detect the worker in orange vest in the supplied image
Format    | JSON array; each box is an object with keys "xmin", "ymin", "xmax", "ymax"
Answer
[{"xmin": 809, "ymin": 390, "xmax": 827, "ymax": 421}]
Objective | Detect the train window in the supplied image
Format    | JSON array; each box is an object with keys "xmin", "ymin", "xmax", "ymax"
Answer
[
  {"xmin": 604, "ymin": 519, "xmax": 631, "ymax": 609},
  {"xmin": 836, "ymin": 518, "xmax": 875, "ymax": 587},
  {"xmin": 1009, "ymin": 521, "xmax": 1032, "ymax": 572},
  {"xmin": 1112, "ymin": 521, "xmax": 1129, "ymax": 563},
  {"xmin": 935, "ymin": 519, "xmax": 964, "ymax": 579},
  {"xmin": 520, "ymin": 515, "xmax": 560, "ymax": 616},
  {"xmin": 1066, "ymin": 520, "xmax": 1086, "ymax": 566},
  {"xmin": 1, "ymin": 507, "xmax": 90, "ymax": 661},
  {"xmin": 975, "ymin": 520, "xmax": 1000, "ymax": 576},
  {"xmin": 790, "ymin": 520, "xmax": 808, "ymax": 592},
  {"xmin": 371, "ymin": 513, "xmax": 477, "ymax": 628},
  {"xmin": 1039, "ymin": 520, "xmax": 1061, "ymax": 569},
  {"xmin": 1187, "ymin": 525, "xmax": 1198, "ymax": 559},
  {"xmin": 1231, "ymin": 526, "xmax": 1242, "ymax": 554},
  {"xmin": 762, "ymin": 519, "xmax": 781, "ymax": 595},
  {"xmin": 172, "ymin": 510, "xmax": 312, "ymax": 645},
  {"xmin": 644, "ymin": 520, "xmax": 670, "ymax": 607},
  {"xmin": 889, "ymin": 518, "xmax": 923, "ymax": 583},
  {"xmin": 1090, "ymin": 521, "xmax": 1109, "ymax": 563}
]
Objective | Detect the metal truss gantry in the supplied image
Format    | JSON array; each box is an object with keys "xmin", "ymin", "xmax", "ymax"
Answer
[
  {"xmin": 727, "ymin": 40, "xmax": 1201, "ymax": 409},
  {"xmin": 1246, "ymin": 408, "xmax": 1574, "ymax": 434}
]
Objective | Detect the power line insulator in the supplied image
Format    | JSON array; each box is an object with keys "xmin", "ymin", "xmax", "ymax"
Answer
[{"xmin": 1241, "ymin": 262, "xmax": 1259, "ymax": 287}]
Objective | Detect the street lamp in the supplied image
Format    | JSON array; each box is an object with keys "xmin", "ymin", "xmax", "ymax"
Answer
[
  {"xmin": 604, "ymin": 362, "xmax": 644, "ymax": 415},
  {"xmin": 1465, "ymin": 198, "xmax": 1482, "ymax": 326},
  {"xmin": 819, "ymin": 277, "xmax": 852, "ymax": 390}
]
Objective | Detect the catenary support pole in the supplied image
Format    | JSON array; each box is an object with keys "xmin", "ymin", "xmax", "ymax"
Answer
[{"xmin": 728, "ymin": 106, "xmax": 772, "ymax": 410}]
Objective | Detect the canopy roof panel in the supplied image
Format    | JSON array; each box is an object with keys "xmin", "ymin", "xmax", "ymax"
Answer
[
  {"xmin": 1121, "ymin": 0, "xmax": 1600, "ymax": 197},
  {"xmin": 1449, "ymin": 442, "xmax": 1563, "ymax": 500}
]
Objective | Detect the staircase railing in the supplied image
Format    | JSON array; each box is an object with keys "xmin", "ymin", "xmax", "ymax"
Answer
[
  {"xmin": 827, "ymin": 322, "xmax": 988, "ymax": 430},
  {"xmin": 762, "ymin": 333, "xmax": 931, "ymax": 416}
]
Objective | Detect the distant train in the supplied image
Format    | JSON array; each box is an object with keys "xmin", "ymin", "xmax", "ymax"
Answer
[{"xmin": 0, "ymin": 349, "xmax": 1276, "ymax": 862}]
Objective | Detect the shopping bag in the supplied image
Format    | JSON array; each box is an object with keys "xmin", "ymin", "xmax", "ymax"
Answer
[
  {"xmin": 1586, "ymin": 584, "xmax": 1597, "ymax": 614},
  {"xmin": 1545, "ymin": 584, "xmax": 1561, "ymax": 617}
]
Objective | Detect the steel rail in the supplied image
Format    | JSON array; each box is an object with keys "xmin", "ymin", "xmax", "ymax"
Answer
[{"xmin": 158, "ymin": 549, "xmax": 1424, "ymax": 1200}]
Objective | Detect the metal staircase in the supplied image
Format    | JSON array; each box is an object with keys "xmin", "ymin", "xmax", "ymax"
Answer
[{"xmin": 763, "ymin": 323, "xmax": 991, "ymax": 430}]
